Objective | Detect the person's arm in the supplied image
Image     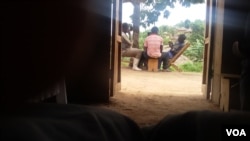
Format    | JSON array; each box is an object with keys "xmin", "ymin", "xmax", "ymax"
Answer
[
  {"xmin": 160, "ymin": 37, "xmax": 163, "ymax": 53},
  {"xmin": 144, "ymin": 46, "xmax": 147, "ymax": 52},
  {"xmin": 172, "ymin": 43, "xmax": 185, "ymax": 54},
  {"xmin": 122, "ymin": 32, "xmax": 133, "ymax": 46},
  {"xmin": 160, "ymin": 45, "xmax": 163, "ymax": 53},
  {"xmin": 171, "ymin": 44, "xmax": 178, "ymax": 54},
  {"xmin": 144, "ymin": 38, "xmax": 148, "ymax": 52},
  {"xmin": 128, "ymin": 31, "xmax": 132, "ymax": 41}
]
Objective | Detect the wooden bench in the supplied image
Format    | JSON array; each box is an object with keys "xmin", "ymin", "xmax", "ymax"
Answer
[{"xmin": 168, "ymin": 42, "xmax": 190, "ymax": 72}]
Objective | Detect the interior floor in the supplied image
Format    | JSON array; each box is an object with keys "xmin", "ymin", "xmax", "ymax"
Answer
[{"xmin": 97, "ymin": 67, "xmax": 220, "ymax": 127}]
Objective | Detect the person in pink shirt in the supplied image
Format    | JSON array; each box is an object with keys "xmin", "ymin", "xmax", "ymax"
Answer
[{"xmin": 143, "ymin": 27, "xmax": 169, "ymax": 71}]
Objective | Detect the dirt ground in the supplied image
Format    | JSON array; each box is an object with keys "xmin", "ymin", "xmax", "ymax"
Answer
[{"xmin": 99, "ymin": 67, "xmax": 220, "ymax": 127}]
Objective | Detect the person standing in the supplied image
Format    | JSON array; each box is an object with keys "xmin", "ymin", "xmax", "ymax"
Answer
[{"xmin": 121, "ymin": 23, "xmax": 142, "ymax": 71}]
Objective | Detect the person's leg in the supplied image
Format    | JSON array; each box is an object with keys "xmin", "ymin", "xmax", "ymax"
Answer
[
  {"xmin": 138, "ymin": 51, "xmax": 146, "ymax": 69},
  {"xmin": 158, "ymin": 56, "xmax": 162, "ymax": 70},
  {"xmin": 122, "ymin": 48, "xmax": 142, "ymax": 60},
  {"xmin": 167, "ymin": 51, "xmax": 173, "ymax": 59},
  {"xmin": 161, "ymin": 52, "xmax": 171, "ymax": 71},
  {"xmin": 158, "ymin": 58, "xmax": 163, "ymax": 70},
  {"xmin": 123, "ymin": 48, "xmax": 142, "ymax": 71},
  {"xmin": 143, "ymin": 51, "xmax": 149, "ymax": 69}
]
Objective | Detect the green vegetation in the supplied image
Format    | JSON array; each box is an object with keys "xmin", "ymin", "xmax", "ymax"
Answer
[
  {"xmin": 138, "ymin": 30, "xmax": 150, "ymax": 49},
  {"xmin": 179, "ymin": 62, "xmax": 203, "ymax": 72}
]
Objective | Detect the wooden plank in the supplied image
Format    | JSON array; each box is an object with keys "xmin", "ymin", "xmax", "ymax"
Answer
[
  {"xmin": 205, "ymin": 37, "xmax": 210, "ymax": 44},
  {"xmin": 221, "ymin": 73, "xmax": 240, "ymax": 78},
  {"xmin": 220, "ymin": 78, "xmax": 230, "ymax": 112},
  {"xmin": 211, "ymin": 0, "xmax": 225, "ymax": 104},
  {"xmin": 202, "ymin": 42, "xmax": 208, "ymax": 82},
  {"xmin": 202, "ymin": 0, "xmax": 211, "ymax": 99},
  {"xmin": 117, "ymin": 35, "xmax": 121, "ymax": 43},
  {"xmin": 171, "ymin": 64, "xmax": 182, "ymax": 72},
  {"xmin": 206, "ymin": 0, "xmax": 217, "ymax": 100},
  {"xmin": 110, "ymin": 0, "xmax": 122, "ymax": 96},
  {"xmin": 203, "ymin": 0, "xmax": 215, "ymax": 100}
]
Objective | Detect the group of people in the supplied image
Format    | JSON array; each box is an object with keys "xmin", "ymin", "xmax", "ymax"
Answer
[{"xmin": 121, "ymin": 22, "xmax": 187, "ymax": 72}]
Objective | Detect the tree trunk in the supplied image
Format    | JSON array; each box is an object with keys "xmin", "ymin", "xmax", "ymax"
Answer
[{"xmin": 132, "ymin": 1, "xmax": 140, "ymax": 48}]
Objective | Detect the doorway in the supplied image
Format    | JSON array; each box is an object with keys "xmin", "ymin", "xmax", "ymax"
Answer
[{"xmin": 105, "ymin": 0, "xmax": 221, "ymax": 127}]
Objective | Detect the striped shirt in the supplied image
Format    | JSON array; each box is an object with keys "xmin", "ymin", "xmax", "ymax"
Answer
[{"xmin": 144, "ymin": 34, "xmax": 163, "ymax": 58}]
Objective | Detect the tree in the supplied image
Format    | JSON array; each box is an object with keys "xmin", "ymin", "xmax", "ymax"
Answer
[
  {"xmin": 188, "ymin": 19, "xmax": 205, "ymax": 43},
  {"xmin": 181, "ymin": 19, "xmax": 205, "ymax": 62},
  {"xmin": 122, "ymin": 0, "xmax": 205, "ymax": 48}
]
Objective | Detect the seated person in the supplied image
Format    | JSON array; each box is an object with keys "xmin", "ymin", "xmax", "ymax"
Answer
[
  {"xmin": 167, "ymin": 34, "xmax": 187, "ymax": 59},
  {"xmin": 121, "ymin": 23, "xmax": 143, "ymax": 71},
  {"xmin": 143, "ymin": 26, "xmax": 169, "ymax": 71}
]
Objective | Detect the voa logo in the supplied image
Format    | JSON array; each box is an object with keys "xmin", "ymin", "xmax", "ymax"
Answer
[{"xmin": 226, "ymin": 129, "xmax": 246, "ymax": 136}]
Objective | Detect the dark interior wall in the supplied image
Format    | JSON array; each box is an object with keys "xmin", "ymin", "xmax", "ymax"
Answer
[
  {"xmin": 222, "ymin": 0, "xmax": 249, "ymax": 74},
  {"xmin": 1, "ymin": 0, "xmax": 112, "ymax": 104},
  {"xmin": 66, "ymin": 0, "xmax": 112, "ymax": 104}
]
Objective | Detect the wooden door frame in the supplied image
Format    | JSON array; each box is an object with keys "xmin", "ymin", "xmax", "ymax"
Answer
[
  {"xmin": 203, "ymin": 0, "xmax": 225, "ymax": 105},
  {"xmin": 110, "ymin": 0, "xmax": 122, "ymax": 97},
  {"xmin": 111, "ymin": 0, "xmax": 225, "ymax": 104},
  {"xmin": 210, "ymin": 0, "xmax": 224, "ymax": 104},
  {"xmin": 202, "ymin": 0, "xmax": 213, "ymax": 99}
]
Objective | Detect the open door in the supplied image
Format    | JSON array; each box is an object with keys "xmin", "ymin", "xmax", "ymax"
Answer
[{"xmin": 110, "ymin": 0, "xmax": 122, "ymax": 97}]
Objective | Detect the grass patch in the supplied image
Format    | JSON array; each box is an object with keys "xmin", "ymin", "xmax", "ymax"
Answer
[
  {"xmin": 179, "ymin": 62, "xmax": 203, "ymax": 72},
  {"xmin": 121, "ymin": 61, "xmax": 129, "ymax": 67},
  {"xmin": 121, "ymin": 57, "xmax": 131, "ymax": 67},
  {"xmin": 121, "ymin": 57, "xmax": 131, "ymax": 62}
]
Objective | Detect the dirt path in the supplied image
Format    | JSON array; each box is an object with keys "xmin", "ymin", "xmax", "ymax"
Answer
[{"xmin": 100, "ymin": 67, "xmax": 220, "ymax": 127}]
